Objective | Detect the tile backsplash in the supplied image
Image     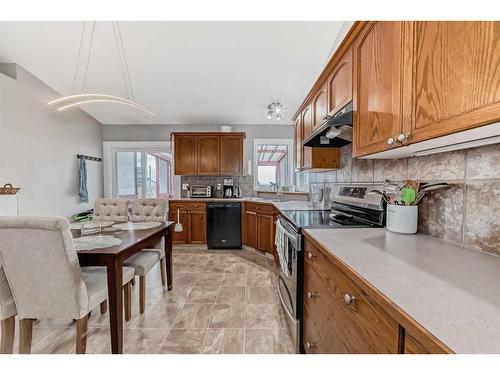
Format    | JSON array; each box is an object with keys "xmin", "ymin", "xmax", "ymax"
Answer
[
  {"xmin": 180, "ymin": 176, "xmax": 256, "ymax": 198},
  {"xmin": 299, "ymin": 143, "xmax": 500, "ymax": 256}
]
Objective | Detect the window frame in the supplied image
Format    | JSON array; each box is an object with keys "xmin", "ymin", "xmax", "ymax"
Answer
[{"xmin": 253, "ymin": 138, "xmax": 294, "ymax": 191}]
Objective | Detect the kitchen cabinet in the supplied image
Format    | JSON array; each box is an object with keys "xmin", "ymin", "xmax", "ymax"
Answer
[
  {"xmin": 243, "ymin": 202, "xmax": 276, "ymax": 255},
  {"xmin": 219, "ymin": 135, "xmax": 244, "ymax": 175},
  {"xmin": 197, "ymin": 135, "xmax": 220, "ymax": 175},
  {"xmin": 312, "ymin": 82, "xmax": 328, "ymax": 131},
  {"xmin": 406, "ymin": 21, "xmax": 500, "ymax": 143},
  {"xmin": 172, "ymin": 132, "xmax": 245, "ymax": 176},
  {"xmin": 352, "ymin": 21, "xmax": 407, "ymax": 158},
  {"xmin": 294, "ymin": 116, "xmax": 302, "ymax": 171},
  {"xmin": 327, "ymin": 47, "xmax": 352, "ymax": 115},
  {"xmin": 302, "ymin": 234, "xmax": 453, "ymax": 354},
  {"xmin": 168, "ymin": 201, "xmax": 207, "ymax": 244},
  {"xmin": 301, "ymin": 106, "xmax": 313, "ymax": 170}
]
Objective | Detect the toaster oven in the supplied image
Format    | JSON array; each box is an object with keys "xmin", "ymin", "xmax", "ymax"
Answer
[{"xmin": 191, "ymin": 185, "xmax": 212, "ymax": 198}]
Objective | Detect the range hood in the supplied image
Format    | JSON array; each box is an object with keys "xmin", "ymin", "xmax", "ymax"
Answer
[{"xmin": 302, "ymin": 101, "xmax": 353, "ymax": 147}]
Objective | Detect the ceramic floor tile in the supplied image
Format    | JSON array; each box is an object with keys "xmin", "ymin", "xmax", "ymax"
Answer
[
  {"xmin": 133, "ymin": 303, "xmax": 183, "ymax": 329},
  {"xmin": 244, "ymin": 329, "xmax": 286, "ymax": 354},
  {"xmin": 32, "ymin": 326, "xmax": 81, "ymax": 354},
  {"xmin": 173, "ymin": 273, "xmax": 199, "ymax": 287},
  {"xmin": 195, "ymin": 272, "xmax": 223, "ymax": 286},
  {"xmin": 245, "ymin": 304, "xmax": 281, "ymax": 329},
  {"xmin": 202, "ymin": 329, "xmax": 244, "ymax": 354},
  {"xmin": 186, "ymin": 286, "xmax": 219, "ymax": 304},
  {"xmin": 158, "ymin": 329, "xmax": 206, "ymax": 354},
  {"xmin": 221, "ymin": 273, "xmax": 247, "ymax": 287},
  {"xmin": 216, "ymin": 287, "xmax": 246, "ymax": 305},
  {"xmin": 174, "ymin": 263, "xmax": 207, "ymax": 273},
  {"xmin": 124, "ymin": 328, "xmax": 170, "ymax": 354},
  {"xmin": 209, "ymin": 304, "xmax": 245, "ymax": 328},
  {"xmin": 246, "ymin": 287, "xmax": 276, "ymax": 305},
  {"xmin": 172, "ymin": 304, "xmax": 214, "ymax": 329},
  {"xmin": 149, "ymin": 285, "xmax": 193, "ymax": 305},
  {"xmin": 224, "ymin": 262, "xmax": 247, "ymax": 274},
  {"xmin": 247, "ymin": 273, "xmax": 274, "ymax": 287},
  {"xmin": 281, "ymin": 328, "xmax": 296, "ymax": 354}
]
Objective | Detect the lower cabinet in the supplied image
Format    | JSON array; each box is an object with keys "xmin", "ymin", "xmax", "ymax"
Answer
[
  {"xmin": 244, "ymin": 202, "xmax": 276, "ymax": 255},
  {"xmin": 302, "ymin": 235, "xmax": 452, "ymax": 354},
  {"xmin": 168, "ymin": 201, "xmax": 207, "ymax": 245}
]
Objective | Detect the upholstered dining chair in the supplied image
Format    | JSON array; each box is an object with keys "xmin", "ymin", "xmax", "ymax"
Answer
[
  {"xmin": 93, "ymin": 198, "xmax": 130, "ymax": 222},
  {"xmin": 0, "ymin": 266, "xmax": 16, "ymax": 354},
  {"xmin": 124, "ymin": 199, "xmax": 168, "ymax": 314},
  {"xmin": 0, "ymin": 216, "xmax": 135, "ymax": 354}
]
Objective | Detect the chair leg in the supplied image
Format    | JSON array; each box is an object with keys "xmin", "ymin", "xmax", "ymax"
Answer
[
  {"xmin": 123, "ymin": 281, "xmax": 132, "ymax": 321},
  {"xmin": 19, "ymin": 319, "xmax": 34, "ymax": 354},
  {"xmin": 160, "ymin": 257, "xmax": 167, "ymax": 287},
  {"xmin": 100, "ymin": 301, "xmax": 107, "ymax": 314},
  {"xmin": 0, "ymin": 316, "xmax": 15, "ymax": 354},
  {"xmin": 139, "ymin": 275, "xmax": 146, "ymax": 314},
  {"xmin": 75, "ymin": 314, "xmax": 89, "ymax": 354}
]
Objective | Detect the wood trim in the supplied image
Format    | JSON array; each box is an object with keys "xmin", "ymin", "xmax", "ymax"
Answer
[
  {"xmin": 292, "ymin": 21, "xmax": 368, "ymax": 120},
  {"xmin": 0, "ymin": 316, "xmax": 15, "ymax": 354},
  {"xmin": 171, "ymin": 132, "xmax": 246, "ymax": 138},
  {"xmin": 302, "ymin": 231, "xmax": 453, "ymax": 354}
]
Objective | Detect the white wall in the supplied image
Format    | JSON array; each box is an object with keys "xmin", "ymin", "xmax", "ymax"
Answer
[
  {"xmin": 0, "ymin": 65, "xmax": 103, "ymax": 217},
  {"xmin": 102, "ymin": 124, "xmax": 295, "ymax": 175}
]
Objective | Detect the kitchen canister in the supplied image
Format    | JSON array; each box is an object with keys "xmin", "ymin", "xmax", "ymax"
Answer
[{"xmin": 386, "ymin": 204, "xmax": 418, "ymax": 234}]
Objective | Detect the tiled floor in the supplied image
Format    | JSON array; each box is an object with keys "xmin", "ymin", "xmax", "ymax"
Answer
[{"xmin": 5, "ymin": 245, "xmax": 295, "ymax": 354}]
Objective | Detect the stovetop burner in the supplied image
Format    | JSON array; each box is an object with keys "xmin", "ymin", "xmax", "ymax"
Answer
[{"xmin": 280, "ymin": 209, "xmax": 374, "ymax": 232}]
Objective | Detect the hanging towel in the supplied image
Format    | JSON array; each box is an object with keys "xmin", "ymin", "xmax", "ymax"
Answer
[
  {"xmin": 78, "ymin": 157, "xmax": 89, "ymax": 203},
  {"xmin": 274, "ymin": 220, "xmax": 290, "ymax": 277}
]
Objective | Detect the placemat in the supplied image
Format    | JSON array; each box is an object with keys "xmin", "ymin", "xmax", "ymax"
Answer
[
  {"xmin": 73, "ymin": 235, "xmax": 122, "ymax": 251},
  {"xmin": 69, "ymin": 221, "xmax": 114, "ymax": 230},
  {"xmin": 111, "ymin": 222, "xmax": 162, "ymax": 231}
]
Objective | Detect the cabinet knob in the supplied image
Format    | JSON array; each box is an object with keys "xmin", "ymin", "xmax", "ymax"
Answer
[
  {"xmin": 387, "ymin": 137, "xmax": 395, "ymax": 145},
  {"xmin": 397, "ymin": 133, "xmax": 409, "ymax": 142},
  {"xmin": 343, "ymin": 293, "xmax": 356, "ymax": 305},
  {"xmin": 307, "ymin": 291, "xmax": 317, "ymax": 299},
  {"xmin": 305, "ymin": 342, "xmax": 315, "ymax": 350},
  {"xmin": 307, "ymin": 252, "xmax": 315, "ymax": 259}
]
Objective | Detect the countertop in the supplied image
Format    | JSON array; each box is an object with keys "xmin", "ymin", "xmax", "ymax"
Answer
[
  {"xmin": 303, "ymin": 228, "xmax": 500, "ymax": 354},
  {"xmin": 170, "ymin": 197, "xmax": 325, "ymax": 211}
]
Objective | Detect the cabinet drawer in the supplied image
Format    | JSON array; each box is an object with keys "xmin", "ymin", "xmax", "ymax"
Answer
[
  {"xmin": 404, "ymin": 331, "xmax": 450, "ymax": 354},
  {"xmin": 169, "ymin": 201, "xmax": 206, "ymax": 212},
  {"xmin": 304, "ymin": 239, "xmax": 399, "ymax": 353},
  {"xmin": 303, "ymin": 303, "xmax": 327, "ymax": 354},
  {"xmin": 304, "ymin": 260, "xmax": 375, "ymax": 353},
  {"xmin": 245, "ymin": 202, "xmax": 275, "ymax": 215}
]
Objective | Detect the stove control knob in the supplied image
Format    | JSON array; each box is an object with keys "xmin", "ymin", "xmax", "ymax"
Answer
[{"xmin": 343, "ymin": 293, "xmax": 356, "ymax": 305}]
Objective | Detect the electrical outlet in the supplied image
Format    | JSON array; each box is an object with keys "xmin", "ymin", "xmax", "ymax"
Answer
[{"xmin": 182, "ymin": 183, "xmax": 189, "ymax": 190}]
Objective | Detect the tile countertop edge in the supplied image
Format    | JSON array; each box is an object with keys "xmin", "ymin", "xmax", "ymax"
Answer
[{"xmin": 303, "ymin": 228, "xmax": 500, "ymax": 354}]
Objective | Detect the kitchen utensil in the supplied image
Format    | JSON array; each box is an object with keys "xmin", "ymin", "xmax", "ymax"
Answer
[
  {"xmin": 386, "ymin": 204, "xmax": 418, "ymax": 234},
  {"xmin": 401, "ymin": 188, "xmax": 416, "ymax": 206},
  {"xmin": 412, "ymin": 191, "xmax": 427, "ymax": 206},
  {"xmin": 174, "ymin": 208, "xmax": 184, "ymax": 232},
  {"xmin": 419, "ymin": 182, "xmax": 450, "ymax": 193},
  {"xmin": 368, "ymin": 189, "xmax": 390, "ymax": 204}
]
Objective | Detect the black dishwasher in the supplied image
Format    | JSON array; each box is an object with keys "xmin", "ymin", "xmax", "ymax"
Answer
[{"xmin": 206, "ymin": 202, "xmax": 242, "ymax": 249}]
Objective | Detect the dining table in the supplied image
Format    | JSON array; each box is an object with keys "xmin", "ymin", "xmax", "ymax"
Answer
[{"xmin": 72, "ymin": 221, "xmax": 175, "ymax": 354}]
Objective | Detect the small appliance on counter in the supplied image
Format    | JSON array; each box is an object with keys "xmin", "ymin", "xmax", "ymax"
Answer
[
  {"xmin": 214, "ymin": 183, "xmax": 224, "ymax": 198},
  {"xmin": 190, "ymin": 184, "xmax": 212, "ymax": 198},
  {"xmin": 223, "ymin": 178, "xmax": 234, "ymax": 198}
]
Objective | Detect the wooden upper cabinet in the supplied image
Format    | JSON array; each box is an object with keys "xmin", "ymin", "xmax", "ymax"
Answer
[
  {"xmin": 312, "ymin": 83, "xmax": 328, "ymax": 130},
  {"xmin": 172, "ymin": 132, "xmax": 245, "ymax": 176},
  {"xmin": 407, "ymin": 21, "xmax": 500, "ymax": 143},
  {"xmin": 328, "ymin": 47, "xmax": 353, "ymax": 115},
  {"xmin": 174, "ymin": 135, "xmax": 198, "ymax": 175},
  {"xmin": 352, "ymin": 21, "xmax": 406, "ymax": 158},
  {"xmin": 294, "ymin": 116, "xmax": 302, "ymax": 170},
  {"xmin": 219, "ymin": 135, "xmax": 244, "ymax": 175},
  {"xmin": 197, "ymin": 135, "xmax": 220, "ymax": 175},
  {"xmin": 302, "ymin": 107, "xmax": 313, "ymax": 169}
]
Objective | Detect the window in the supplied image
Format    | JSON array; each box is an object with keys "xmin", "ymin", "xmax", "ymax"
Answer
[
  {"xmin": 104, "ymin": 142, "xmax": 174, "ymax": 199},
  {"xmin": 253, "ymin": 139, "xmax": 294, "ymax": 191}
]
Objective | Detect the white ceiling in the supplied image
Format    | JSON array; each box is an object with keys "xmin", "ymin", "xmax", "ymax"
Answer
[{"xmin": 0, "ymin": 21, "xmax": 346, "ymax": 125}]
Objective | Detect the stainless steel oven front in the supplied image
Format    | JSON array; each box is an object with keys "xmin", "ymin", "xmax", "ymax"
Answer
[{"xmin": 276, "ymin": 215, "xmax": 303, "ymax": 354}]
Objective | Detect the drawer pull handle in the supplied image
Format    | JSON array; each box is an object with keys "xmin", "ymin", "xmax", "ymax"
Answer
[
  {"xmin": 343, "ymin": 293, "xmax": 356, "ymax": 305},
  {"xmin": 307, "ymin": 252, "xmax": 315, "ymax": 259},
  {"xmin": 307, "ymin": 291, "xmax": 317, "ymax": 299},
  {"xmin": 305, "ymin": 342, "xmax": 315, "ymax": 350}
]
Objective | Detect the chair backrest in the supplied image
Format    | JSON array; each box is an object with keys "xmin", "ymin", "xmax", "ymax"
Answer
[
  {"xmin": 93, "ymin": 198, "xmax": 130, "ymax": 222},
  {"xmin": 130, "ymin": 199, "xmax": 167, "ymax": 222},
  {"xmin": 0, "ymin": 266, "xmax": 16, "ymax": 320},
  {"xmin": 0, "ymin": 217, "xmax": 89, "ymax": 320}
]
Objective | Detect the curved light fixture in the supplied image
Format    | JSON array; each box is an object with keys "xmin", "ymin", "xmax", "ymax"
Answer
[
  {"xmin": 266, "ymin": 102, "xmax": 285, "ymax": 121},
  {"xmin": 48, "ymin": 93, "xmax": 154, "ymax": 115},
  {"xmin": 56, "ymin": 99, "xmax": 156, "ymax": 115}
]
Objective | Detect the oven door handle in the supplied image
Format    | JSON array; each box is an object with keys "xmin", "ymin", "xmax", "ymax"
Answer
[{"xmin": 277, "ymin": 276, "xmax": 296, "ymax": 322}]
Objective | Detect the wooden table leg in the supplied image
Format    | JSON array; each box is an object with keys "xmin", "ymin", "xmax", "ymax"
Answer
[
  {"xmin": 106, "ymin": 259, "xmax": 123, "ymax": 354},
  {"xmin": 165, "ymin": 226, "xmax": 173, "ymax": 291}
]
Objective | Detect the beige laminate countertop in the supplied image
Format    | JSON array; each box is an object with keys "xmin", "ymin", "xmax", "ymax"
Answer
[
  {"xmin": 303, "ymin": 228, "xmax": 500, "ymax": 354},
  {"xmin": 170, "ymin": 198, "xmax": 323, "ymax": 211}
]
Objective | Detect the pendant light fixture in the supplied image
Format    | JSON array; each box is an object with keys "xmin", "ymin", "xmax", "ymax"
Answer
[
  {"xmin": 48, "ymin": 21, "xmax": 154, "ymax": 116},
  {"xmin": 266, "ymin": 102, "xmax": 285, "ymax": 121}
]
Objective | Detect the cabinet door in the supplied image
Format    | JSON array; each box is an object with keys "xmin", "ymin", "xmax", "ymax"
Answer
[
  {"xmin": 404, "ymin": 331, "xmax": 450, "ymax": 354},
  {"xmin": 328, "ymin": 47, "xmax": 353, "ymax": 115},
  {"xmin": 301, "ymin": 107, "xmax": 313, "ymax": 169},
  {"xmin": 257, "ymin": 213, "xmax": 274, "ymax": 253},
  {"xmin": 312, "ymin": 83, "xmax": 328, "ymax": 130},
  {"xmin": 168, "ymin": 210, "xmax": 188, "ymax": 244},
  {"xmin": 174, "ymin": 135, "xmax": 198, "ymax": 175},
  {"xmin": 197, "ymin": 135, "xmax": 219, "ymax": 175},
  {"xmin": 352, "ymin": 21, "xmax": 406, "ymax": 158},
  {"xmin": 219, "ymin": 135, "xmax": 243, "ymax": 175},
  {"xmin": 188, "ymin": 210, "xmax": 206, "ymax": 244},
  {"xmin": 245, "ymin": 211, "xmax": 258, "ymax": 249},
  {"xmin": 294, "ymin": 116, "xmax": 302, "ymax": 170},
  {"xmin": 408, "ymin": 21, "xmax": 500, "ymax": 143}
]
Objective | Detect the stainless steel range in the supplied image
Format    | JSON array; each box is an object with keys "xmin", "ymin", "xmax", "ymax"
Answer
[{"xmin": 275, "ymin": 185, "xmax": 385, "ymax": 353}]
